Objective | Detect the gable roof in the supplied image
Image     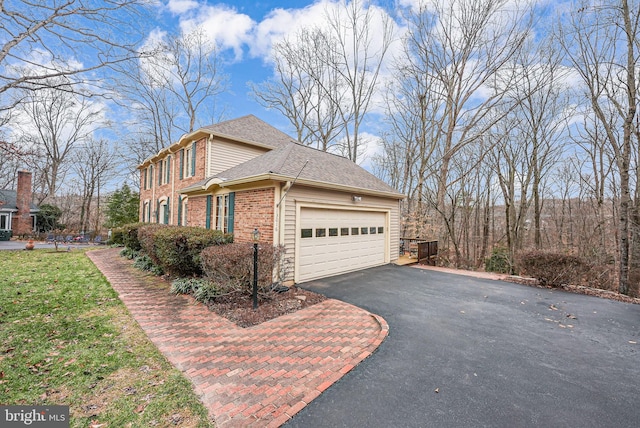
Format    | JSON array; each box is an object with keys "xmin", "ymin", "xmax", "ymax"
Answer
[
  {"xmin": 139, "ymin": 115, "xmax": 295, "ymax": 168},
  {"xmin": 200, "ymin": 115, "xmax": 296, "ymax": 149},
  {"xmin": 0, "ymin": 189, "xmax": 39, "ymax": 212},
  {"xmin": 182, "ymin": 142, "xmax": 404, "ymax": 199}
]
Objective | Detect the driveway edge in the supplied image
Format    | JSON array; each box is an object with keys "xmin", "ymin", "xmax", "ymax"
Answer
[{"xmin": 87, "ymin": 249, "xmax": 388, "ymax": 427}]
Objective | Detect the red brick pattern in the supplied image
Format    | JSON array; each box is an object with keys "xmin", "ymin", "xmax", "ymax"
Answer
[
  {"xmin": 13, "ymin": 170, "xmax": 33, "ymax": 235},
  {"xmin": 139, "ymin": 137, "xmax": 208, "ymax": 224},
  {"xmin": 234, "ymin": 188, "xmax": 275, "ymax": 244},
  {"xmin": 88, "ymin": 249, "xmax": 388, "ymax": 427},
  {"xmin": 187, "ymin": 195, "xmax": 208, "ymax": 228}
]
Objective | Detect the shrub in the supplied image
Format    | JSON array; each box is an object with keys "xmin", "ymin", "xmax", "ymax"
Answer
[
  {"xmin": 109, "ymin": 228, "xmax": 125, "ymax": 246},
  {"xmin": 137, "ymin": 224, "xmax": 170, "ymax": 264},
  {"xmin": 170, "ymin": 277, "xmax": 208, "ymax": 295},
  {"xmin": 138, "ymin": 225, "xmax": 233, "ymax": 277},
  {"xmin": 113, "ymin": 222, "xmax": 148, "ymax": 251},
  {"xmin": 193, "ymin": 282, "xmax": 222, "ymax": 303},
  {"xmin": 133, "ymin": 254, "xmax": 154, "ymax": 271},
  {"xmin": 485, "ymin": 247, "xmax": 512, "ymax": 274},
  {"xmin": 119, "ymin": 247, "xmax": 140, "ymax": 260},
  {"xmin": 200, "ymin": 243, "xmax": 287, "ymax": 295},
  {"xmin": 517, "ymin": 251, "xmax": 586, "ymax": 287},
  {"xmin": 131, "ymin": 254, "xmax": 164, "ymax": 276}
]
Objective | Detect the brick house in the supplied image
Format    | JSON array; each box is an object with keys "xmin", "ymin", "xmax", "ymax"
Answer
[
  {"xmin": 138, "ymin": 115, "xmax": 404, "ymax": 283},
  {"xmin": 0, "ymin": 170, "xmax": 38, "ymax": 238}
]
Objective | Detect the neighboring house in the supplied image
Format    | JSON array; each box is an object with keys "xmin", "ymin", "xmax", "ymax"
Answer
[
  {"xmin": 138, "ymin": 115, "xmax": 404, "ymax": 283},
  {"xmin": 0, "ymin": 170, "xmax": 38, "ymax": 237}
]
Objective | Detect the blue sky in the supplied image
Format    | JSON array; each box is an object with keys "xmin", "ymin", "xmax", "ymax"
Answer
[
  {"xmin": 155, "ymin": 0, "xmax": 327, "ymax": 130},
  {"xmin": 149, "ymin": 0, "xmax": 402, "ymax": 144}
]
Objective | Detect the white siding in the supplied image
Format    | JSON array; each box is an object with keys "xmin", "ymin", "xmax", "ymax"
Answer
[{"xmin": 208, "ymin": 139, "xmax": 269, "ymax": 177}]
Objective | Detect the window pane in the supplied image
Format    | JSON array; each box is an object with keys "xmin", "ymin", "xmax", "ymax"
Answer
[
  {"xmin": 301, "ymin": 229, "xmax": 312, "ymax": 238},
  {"xmin": 378, "ymin": 227, "xmax": 384, "ymax": 234},
  {"xmin": 329, "ymin": 228, "xmax": 338, "ymax": 237},
  {"xmin": 370, "ymin": 227, "xmax": 376, "ymax": 234},
  {"xmin": 341, "ymin": 227, "xmax": 349, "ymax": 236},
  {"xmin": 351, "ymin": 227, "xmax": 359, "ymax": 235},
  {"xmin": 215, "ymin": 195, "xmax": 229, "ymax": 232},
  {"xmin": 361, "ymin": 227, "xmax": 368, "ymax": 235},
  {"xmin": 316, "ymin": 228, "xmax": 326, "ymax": 237}
]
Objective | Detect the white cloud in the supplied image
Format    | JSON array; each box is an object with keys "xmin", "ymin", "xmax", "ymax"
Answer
[
  {"xmin": 166, "ymin": 0, "xmax": 199, "ymax": 14},
  {"xmin": 177, "ymin": 4, "xmax": 255, "ymax": 61},
  {"xmin": 250, "ymin": 1, "xmax": 332, "ymax": 59}
]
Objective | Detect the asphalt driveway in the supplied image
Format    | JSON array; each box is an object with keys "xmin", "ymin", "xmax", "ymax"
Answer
[{"xmin": 287, "ymin": 264, "xmax": 640, "ymax": 428}]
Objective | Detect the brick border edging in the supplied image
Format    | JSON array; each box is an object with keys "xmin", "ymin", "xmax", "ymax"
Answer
[
  {"xmin": 270, "ymin": 306, "xmax": 389, "ymax": 427},
  {"xmin": 86, "ymin": 249, "xmax": 390, "ymax": 427}
]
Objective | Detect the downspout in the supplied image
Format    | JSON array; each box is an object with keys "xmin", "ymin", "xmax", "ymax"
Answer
[{"xmin": 275, "ymin": 181, "xmax": 293, "ymax": 246}]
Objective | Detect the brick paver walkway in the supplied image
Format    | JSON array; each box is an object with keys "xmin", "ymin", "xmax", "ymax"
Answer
[{"xmin": 87, "ymin": 249, "xmax": 388, "ymax": 427}]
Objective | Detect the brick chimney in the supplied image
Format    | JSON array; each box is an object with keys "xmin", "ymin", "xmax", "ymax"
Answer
[{"xmin": 14, "ymin": 170, "xmax": 33, "ymax": 235}]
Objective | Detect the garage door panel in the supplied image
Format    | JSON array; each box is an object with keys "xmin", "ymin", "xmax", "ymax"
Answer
[{"xmin": 298, "ymin": 208, "xmax": 387, "ymax": 282}]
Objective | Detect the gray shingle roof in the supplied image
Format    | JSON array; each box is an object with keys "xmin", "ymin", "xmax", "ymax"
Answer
[
  {"xmin": 201, "ymin": 115, "xmax": 296, "ymax": 149},
  {"xmin": 0, "ymin": 189, "xmax": 38, "ymax": 212},
  {"xmin": 215, "ymin": 142, "xmax": 402, "ymax": 197}
]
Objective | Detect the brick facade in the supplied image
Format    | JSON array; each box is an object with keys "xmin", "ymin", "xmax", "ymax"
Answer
[
  {"xmin": 137, "ymin": 136, "xmax": 276, "ymax": 247},
  {"xmin": 186, "ymin": 195, "xmax": 207, "ymax": 228},
  {"xmin": 13, "ymin": 171, "xmax": 33, "ymax": 235},
  {"xmin": 139, "ymin": 137, "xmax": 207, "ymax": 224},
  {"xmin": 233, "ymin": 188, "xmax": 275, "ymax": 244}
]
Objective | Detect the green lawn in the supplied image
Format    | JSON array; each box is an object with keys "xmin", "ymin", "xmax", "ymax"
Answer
[{"xmin": 0, "ymin": 248, "xmax": 214, "ymax": 427}]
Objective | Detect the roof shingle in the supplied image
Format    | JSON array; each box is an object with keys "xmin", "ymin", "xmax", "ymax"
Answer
[
  {"xmin": 215, "ymin": 142, "xmax": 402, "ymax": 196},
  {"xmin": 201, "ymin": 115, "xmax": 295, "ymax": 149}
]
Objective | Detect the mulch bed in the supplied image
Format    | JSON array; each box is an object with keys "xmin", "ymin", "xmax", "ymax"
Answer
[{"xmin": 205, "ymin": 286, "xmax": 326, "ymax": 328}]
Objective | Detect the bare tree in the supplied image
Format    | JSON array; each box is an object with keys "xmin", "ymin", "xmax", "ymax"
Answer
[
  {"xmin": 505, "ymin": 38, "xmax": 570, "ymax": 250},
  {"xmin": 116, "ymin": 28, "xmax": 228, "ymax": 166},
  {"xmin": 380, "ymin": 0, "xmax": 531, "ymax": 265},
  {"xmin": 148, "ymin": 29, "xmax": 228, "ymax": 133},
  {"xmin": 0, "ymin": 0, "xmax": 150, "ymax": 115},
  {"xmin": 557, "ymin": 0, "xmax": 639, "ymax": 295},
  {"xmin": 15, "ymin": 79, "xmax": 104, "ymax": 202},
  {"xmin": 413, "ymin": 0, "xmax": 531, "ymax": 214},
  {"xmin": 251, "ymin": 28, "xmax": 345, "ymax": 150},
  {"xmin": 70, "ymin": 139, "xmax": 118, "ymax": 234},
  {"xmin": 324, "ymin": 0, "xmax": 394, "ymax": 162},
  {"xmin": 252, "ymin": 0, "xmax": 393, "ymax": 161}
]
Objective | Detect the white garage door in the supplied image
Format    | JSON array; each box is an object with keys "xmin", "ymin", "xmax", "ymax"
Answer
[{"xmin": 298, "ymin": 208, "xmax": 387, "ymax": 282}]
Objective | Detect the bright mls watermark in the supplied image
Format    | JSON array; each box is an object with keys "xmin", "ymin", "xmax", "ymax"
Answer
[{"xmin": 1, "ymin": 406, "xmax": 69, "ymax": 427}]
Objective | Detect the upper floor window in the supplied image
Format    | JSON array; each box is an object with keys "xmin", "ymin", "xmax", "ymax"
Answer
[
  {"xmin": 181, "ymin": 142, "xmax": 197, "ymax": 179},
  {"xmin": 146, "ymin": 165, "xmax": 154, "ymax": 189},
  {"xmin": 158, "ymin": 156, "xmax": 171, "ymax": 185}
]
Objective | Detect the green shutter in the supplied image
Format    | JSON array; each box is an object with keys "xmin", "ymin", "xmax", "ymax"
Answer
[
  {"xmin": 179, "ymin": 149, "xmax": 184, "ymax": 179},
  {"xmin": 149, "ymin": 166, "xmax": 153, "ymax": 188},
  {"xmin": 177, "ymin": 195, "xmax": 182, "ymax": 225},
  {"xmin": 165, "ymin": 197, "xmax": 170, "ymax": 224},
  {"xmin": 227, "ymin": 192, "xmax": 235, "ymax": 233},
  {"xmin": 205, "ymin": 195, "xmax": 212, "ymax": 229},
  {"xmin": 155, "ymin": 200, "xmax": 160, "ymax": 223},
  {"xmin": 166, "ymin": 156, "xmax": 171, "ymax": 183},
  {"xmin": 142, "ymin": 169, "xmax": 147, "ymax": 190},
  {"xmin": 158, "ymin": 162, "xmax": 162, "ymax": 185},
  {"xmin": 191, "ymin": 142, "xmax": 196, "ymax": 177}
]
